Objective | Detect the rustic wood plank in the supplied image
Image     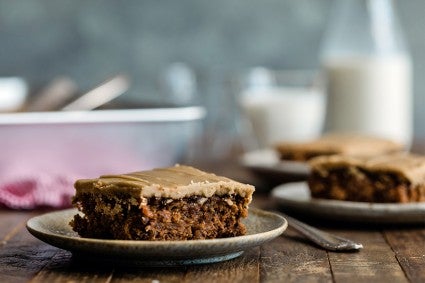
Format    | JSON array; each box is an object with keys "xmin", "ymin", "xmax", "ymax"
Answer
[
  {"xmin": 0, "ymin": 212, "xmax": 60, "ymax": 283},
  {"xmin": 327, "ymin": 230, "xmax": 408, "ymax": 283},
  {"xmin": 384, "ymin": 228, "xmax": 425, "ymax": 283},
  {"xmin": 260, "ymin": 228, "xmax": 332, "ymax": 283},
  {"xmin": 111, "ymin": 248, "xmax": 259, "ymax": 283},
  {"xmin": 0, "ymin": 244, "xmax": 56, "ymax": 282},
  {"xmin": 111, "ymin": 265, "xmax": 187, "ymax": 283},
  {"xmin": 29, "ymin": 249, "xmax": 113, "ymax": 283},
  {"xmin": 0, "ymin": 209, "xmax": 114, "ymax": 283},
  {"xmin": 0, "ymin": 209, "xmax": 32, "ymax": 243},
  {"xmin": 34, "ymin": 238, "xmax": 262, "ymax": 282},
  {"xmin": 0, "ymin": 210, "xmax": 112, "ymax": 283},
  {"xmin": 182, "ymin": 247, "xmax": 259, "ymax": 283}
]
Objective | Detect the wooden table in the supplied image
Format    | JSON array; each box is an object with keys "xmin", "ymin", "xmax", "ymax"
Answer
[{"xmin": 1, "ymin": 163, "xmax": 425, "ymax": 283}]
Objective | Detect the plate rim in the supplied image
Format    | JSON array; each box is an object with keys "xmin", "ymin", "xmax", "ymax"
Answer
[
  {"xmin": 271, "ymin": 182, "xmax": 425, "ymax": 223},
  {"xmin": 240, "ymin": 149, "xmax": 310, "ymax": 176},
  {"xmin": 26, "ymin": 207, "xmax": 287, "ymax": 258}
]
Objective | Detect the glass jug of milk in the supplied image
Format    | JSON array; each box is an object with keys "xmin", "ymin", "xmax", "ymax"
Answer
[{"xmin": 321, "ymin": 0, "xmax": 412, "ymax": 147}]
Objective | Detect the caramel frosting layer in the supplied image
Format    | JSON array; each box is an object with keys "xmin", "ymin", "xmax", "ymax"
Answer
[
  {"xmin": 276, "ymin": 134, "xmax": 404, "ymax": 156},
  {"xmin": 309, "ymin": 153, "xmax": 425, "ymax": 185},
  {"xmin": 74, "ymin": 165, "xmax": 255, "ymax": 199}
]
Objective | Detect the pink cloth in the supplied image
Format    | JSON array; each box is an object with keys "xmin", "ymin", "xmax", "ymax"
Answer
[
  {"xmin": 0, "ymin": 171, "xmax": 76, "ymax": 209},
  {"xmin": 0, "ymin": 142, "xmax": 151, "ymax": 209}
]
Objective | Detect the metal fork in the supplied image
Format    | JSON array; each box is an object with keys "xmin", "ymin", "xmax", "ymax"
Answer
[{"xmin": 278, "ymin": 212, "xmax": 363, "ymax": 252}]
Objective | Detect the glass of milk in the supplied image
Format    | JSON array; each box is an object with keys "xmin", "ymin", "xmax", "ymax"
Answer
[
  {"xmin": 321, "ymin": 0, "xmax": 412, "ymax": 147},
  {"xmin": 236, "ymin": 68, "xmax": 326, "ymax": 149}
]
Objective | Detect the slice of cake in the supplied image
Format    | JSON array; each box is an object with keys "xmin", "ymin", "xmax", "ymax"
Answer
[
  {"xmin": 308, "ymin": 153, "xmax": 425, "ymax": 203},
  {"xmin": 275, "ymin": 134, "xmax": 404, "ymax": 161},
  {"xmin": 70, "ymin": 165, "xmax": 255, "ymax": 240}
]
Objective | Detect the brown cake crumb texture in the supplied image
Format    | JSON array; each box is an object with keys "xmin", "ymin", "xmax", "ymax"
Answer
[
  {"xmin": 308, "ymin": 154, "xmax": 425, "ymax": 203},
  {"xmin": 70, "ymin": 165, "xmax": 254, "ymax": 240}
]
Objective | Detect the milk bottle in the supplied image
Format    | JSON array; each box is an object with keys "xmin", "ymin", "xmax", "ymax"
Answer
[
  {"xmin": 237, "ymin": 68, "xmax": 325, "ymax": 148},
  {"xmin": 321, "ymin": 0, "xmax": 412, "ymax": 147}
]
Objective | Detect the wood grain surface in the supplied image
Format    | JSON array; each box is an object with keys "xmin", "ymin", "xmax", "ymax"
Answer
[{"xmin": 1, "ymin": 193, "xmax": 424, "ymax": 283}]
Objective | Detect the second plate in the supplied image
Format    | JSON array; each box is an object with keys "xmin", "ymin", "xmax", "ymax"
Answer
[
  {"xmin": 271, "ymin": 182, "xmax": 425, "ymax": 224},
  {"xmin": 240, "ymin": 149, "xmax": 310, "ymax": 186}
]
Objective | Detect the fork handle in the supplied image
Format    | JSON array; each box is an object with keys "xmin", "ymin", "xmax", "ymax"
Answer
[{"xmin": 276, "ymin": 211, "xmax": 363, "ymax": 252}]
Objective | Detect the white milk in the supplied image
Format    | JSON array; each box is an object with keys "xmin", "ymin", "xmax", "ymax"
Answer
[
  {"xmin": 323, "ymin": 55, "xmax": 412, "ymax": 146},
  {"xmin": 240, "ymin": 87, "xmax": 325, "ymax": 148}
]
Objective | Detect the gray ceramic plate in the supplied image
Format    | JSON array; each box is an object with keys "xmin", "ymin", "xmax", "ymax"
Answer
[
  {"xmin": 272, "ymin": 182, "xmax": 425, "ymax": 224},
  {"xmin": 240, "ymin": 149, "xmax": 310, "ymax": 186},
  {"xmin": 27, "ymin": 208, "xmax": 287, "ymax": 266}
]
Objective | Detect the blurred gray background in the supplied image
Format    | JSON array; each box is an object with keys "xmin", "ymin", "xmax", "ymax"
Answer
[{"xmin": 0, "ymin": 0, "xmax": 424, "ymax": 138}]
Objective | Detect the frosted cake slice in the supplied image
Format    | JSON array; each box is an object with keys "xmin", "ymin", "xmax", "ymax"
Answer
[
  {"xmin": 308, "ymin": 153, "xmax": 425, "ymax": 203},
  {"xmin": 70, "ymin": 165, "xmax": 255, "ymax": 240},
  {"xmin": 275, "ymin": 134, "xmax": 404, "ymax": 161}
]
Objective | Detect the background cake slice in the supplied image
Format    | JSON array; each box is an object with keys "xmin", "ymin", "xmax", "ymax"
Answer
[
  {"xmin": 275, "ymin": 134, "xmax": 404, "ymax": 161},
  {"xmin": 308, "ymin": 153, "xmax": 425, "ymax": 203},
  {"xmin": 70, "ymin": 165, "xmax": 255, "ymax": 240}
]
